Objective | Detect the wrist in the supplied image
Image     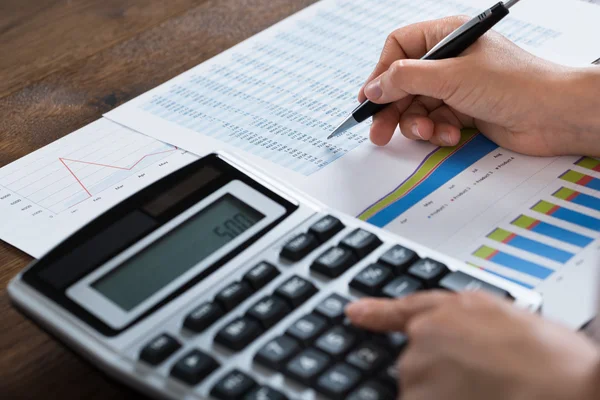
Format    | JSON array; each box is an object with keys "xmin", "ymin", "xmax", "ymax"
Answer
[{"xmin": 554, "ymin": 66, "xmax": 600, "ymax": 156}]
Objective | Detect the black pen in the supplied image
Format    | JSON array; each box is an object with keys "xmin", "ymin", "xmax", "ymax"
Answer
[{"xmin": 328, "ymin": 0, "xmax": 521, "ymax": 139}]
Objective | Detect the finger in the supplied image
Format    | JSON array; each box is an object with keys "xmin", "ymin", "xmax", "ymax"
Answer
[
  {"xmin": 369, "ymin": 103, "xmax": 401, "ymax": 146},
  {"xmin": 345, "ymin": 291, "xmax": 453, "ymax": 332},
  {"xmin": 429, "ymin": 122, "xmax": 462, "ymax": 147},
  {"xmin": 364, "ymin": 58, "xmax": 464, "ymax": 104},
  {"xmin": 398, "ymin": 98, "xmax": 436, "ymax": 140},
  {"xmin": 358, "ymin": 16, "xmax": 470, "ymax": 101}
]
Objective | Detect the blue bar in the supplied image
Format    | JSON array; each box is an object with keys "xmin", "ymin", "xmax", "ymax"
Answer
[
  {"xmin": 367, "ymin": 134, "xmax": 498, "ymax": 227},
  {"xmin": 489, "ymin": 251, "xmax": 554, "ymax": 280},
  {"xmin": 585, "ymin": 177, "xmax": 600, "ymax": 192},
  {"xmin": 481, "ymin": 268, "xmax": 535, "ymax": 289},
  {"xmin": 509, "ymin": 236, "xmax": 573, "ymax": 263},
  {"xmin": 552, "ymin": 207, "xmax": 600, "ymax": 231},
  {"xmin": 570, "ymin": 192, "xmax": 600, "ymax": 212},
  {"xmin": 530, "ymin": 221, "xmax": 593, "ymax": 247}
]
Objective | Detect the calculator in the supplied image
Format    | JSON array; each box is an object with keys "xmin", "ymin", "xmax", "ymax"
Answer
[{"xmin": 9, "ymin": 152, "xmax": 541, "ymax": 400}]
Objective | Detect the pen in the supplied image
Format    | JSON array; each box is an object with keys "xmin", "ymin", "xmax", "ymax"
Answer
[{"xmin": 328, "ymin": 0, "xmax": 522, "ymax": 140}]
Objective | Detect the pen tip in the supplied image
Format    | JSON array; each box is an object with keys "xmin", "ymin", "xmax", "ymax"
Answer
[{"xmin": 328, "ymin": 115, "xmax": 358, "ymax": 140}]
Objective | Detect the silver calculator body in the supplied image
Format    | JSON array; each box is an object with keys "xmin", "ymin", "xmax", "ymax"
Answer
[{"xmin": 9, "ymin": 152, "xmax": 541, "ymax": 400}]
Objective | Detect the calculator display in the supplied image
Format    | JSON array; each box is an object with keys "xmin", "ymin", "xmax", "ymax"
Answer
[{"xmin": 92, "ymin": 194, "xmax": 264, "ymax": 311}]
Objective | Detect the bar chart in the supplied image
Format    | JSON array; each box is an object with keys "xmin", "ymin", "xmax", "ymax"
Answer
[{"xmin": 468, "ymin": 157, "xmax": 600, "ymax": 290}]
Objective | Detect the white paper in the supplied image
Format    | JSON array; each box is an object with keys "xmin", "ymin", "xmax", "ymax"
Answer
[
  {"xmin": 105, "ymin": 0, "xmax": 600, "ymax": 328},
  {"xmin": 0, "ymin": 119, "xmax": 197, "ymax": 258}
]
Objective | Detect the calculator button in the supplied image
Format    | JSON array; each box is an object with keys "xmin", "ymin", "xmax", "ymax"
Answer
[
  {"xmin": 316, "ymin": 363, "xmax": 363, "ymax": 399},
  {"xmin": 244, "ymin": 386, "xmax": 288, "ymax": 400},
  {"xmin": 309, "ymin": 215, "xmax": 344, "ymax": 242},
  {"xmin": 315, "ymin": 326, "xmax": 357, "ymax": 359},
  {"xmin": 211, "ymin": 369, "xmax": 257, "ymax": 400},
  {"xmin": 215, "ymin": 281, "xmax": 253, "ymax": 311},
  {"xmin": 246, "ymin": 296, "xmax": 291, "ymax": 329},
  {"xmin": 183, "ymin": 302, "xmax": 224, "ymax": 333},
  {"xmin": 311, "ymin": 246, "xmax": 357, "ymax": 278},
  {"xmin": 378, "ymin": 245, "xmax": 418, "ymax": 274},
  {"xmin": 243, "ymin": 262, "xmax": 280, "ymax": 290},
  {"xmin": 286, "ymin": 314, "xmax": 328, "ymax": 345},
  {"xmin": 275, "ymin": 276, "xmax": 318, "ymax": 307},
  {"xmin": 139, "ymin": 333, "xmax": 181, "ymax": 366},
  {"xmin": 314, "ymin": 294, "xmax": 351, "ymax": 323},
  {"xmin": 408, "ymin": 258, "xmax": 449, "ymax": 287},
  {"xmin": 380, "ymin": 332, "xmax": 408, "ymax": 356},
  {"xmin": 280, "ymin": 233, "xmax": 319, "ymax": 261},
  {"xmin": 348, "ymin": 380, "xmax": 396, "ymax": 400},
  {"xmin": 377, "ymin": 363, "xmax": 399, "ymax": 390},
  {"xmin": 439, "ymin": 271, "xmax": 510, "ymax": 297},
  {"xmin": 381, "ymin": 276, "xmax": 422, "ymax": 298},
  {"xmin": 170, "ymin": 349, "xmax": 219, "ymax": 385},
  {"xmin": 215, "ymin": 317, "xmax": 263, "ymax": 351},
  {"xmin": 284, "ymin": 348, "xmax": 332, "ymax": 385},
  {"xmin": 350, "ymin": 263, "xmax": 393, "ymax": 296},
  {"xmin": 346, "ymin": 342, "xmax": 390, "ymax": 374},
  {"xmin": 340, "ymin": 229, "xmax": 382, "ymax": 258},
  {"xmin": 255, "ymin": 336, "xmax": 301, "ymax": 370}
]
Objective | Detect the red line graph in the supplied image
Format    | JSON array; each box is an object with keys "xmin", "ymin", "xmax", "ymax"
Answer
[{"xmin": 60, "ymin": 146, "xmax": 178, "ymax": 205}]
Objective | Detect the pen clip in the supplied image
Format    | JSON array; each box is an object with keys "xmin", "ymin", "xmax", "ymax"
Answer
[{"xmin": 422, "ymin": 13, "xmax": 487, "ymax": 60}]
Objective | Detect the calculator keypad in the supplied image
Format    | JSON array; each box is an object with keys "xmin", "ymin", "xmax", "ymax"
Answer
[{"xmin": 131, "ymin": 213, "xmax": 515, "ymax": 399}]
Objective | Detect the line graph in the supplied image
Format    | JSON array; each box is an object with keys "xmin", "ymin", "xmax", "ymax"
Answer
[
  {"xmin": 0, "ymin": 119, "xmax": 188, "ymax": 215},
  {"xmin": 58, "ymin": 146, "xmax": 178, "ymax": 203}
]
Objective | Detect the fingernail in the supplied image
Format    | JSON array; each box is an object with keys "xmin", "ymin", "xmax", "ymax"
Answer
[
  {"xmin": 346, "ymin": 301, "xmax": 369, "ymax": 321},
  {"xmin": 411, "ymin": 123, "xmax": 423, "ymax": 140},
  {"xmin": 441, "ymin": 132, "xmax": 452, "ymax": 146},
  {"xmin": 364, "ymin": 79, "xmax": 382, "ymax": 100}
]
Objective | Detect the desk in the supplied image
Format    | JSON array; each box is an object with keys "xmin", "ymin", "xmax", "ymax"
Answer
[{"xmin": 0, "ymin": 1, "xmax": 598, "ymax": 398}]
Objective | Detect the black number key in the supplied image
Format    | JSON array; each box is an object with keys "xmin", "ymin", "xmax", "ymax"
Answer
[
  {"xmin": 381, "ymin": 276, "xmax": 422, "ymax": 298},
  {"xmin": 377, "ymin": 362, "xmax": 398, "ymax": 390},
  {"xmin": 316, "ymin": 363, "xmax": 363, "ymax": 399},
  {"xmin": 211, "ymin": 369, "xmax": 257, "ymax": 400},
  {"xmin": 350, "ymin": 263, "xmax": 393, "ymax": 296},
  {"xmin": 255, "ymin": 336, "xmax": 301, "ymax": 370},
  {"xmin": 244, "ymin": 386, "xmax": 288, "ymax": 400},
  {"xmin": 348, "ymin": 381, "xmax": 396, "ymax": 400},
  {"xmin": 286, "ymin": 314, "xmax": 328, "ymax": 345},
  {"xmin": 380, "ymin": 332, "xmax": 408, "ymax": 356},
  {"xmin": 280, "ymin": 233, "xmax": 319, "ymax": 261},
  {"xmin": 215, "ymin": 317, "xmax": 263, "ymax": 351},
  {"xmin": 315, "ymin": 326, "xmax": 356, "ymax": 359},
  {"xmin": 139, "ymin": 333, "xmax": 181, "ymax": 365},
  {"xmin": 309, "ymin": 215, "xmax": 344, "ymax": 242},
  {"xmin": 285, "ymin": 348, "xmax": 331, "ymax": 385},
  {"xmin": 170, "ymin": 349, "xmax": 219, "ymax": 385},
  {"xmin": 314, "ymin": 294, "xmax": 351, "ymax": 323},
  {"xmin": 215, "ymin": 281, "xmax": 253, "ymax": 311},
  {"xmin": 311, "ymin": 247, "xmax": 357, "ymax": 278},
  {"xmin": 246, "ymin": 296, "xmax": 290, "ymax": 329},
  {"xmin": 243, "ymin": 262, "xmax": 280, "ymax": 290},
  {"xmin": 378, "ymin": 245, "xmax": 418, "ymax": 274},
  {"xmin": 340, "ymin": 229, "xmax": 382, "ymax": 259},
  {"xmin": 183, "ymin": 302, "xmax": 224, "ymax": 333},
  {"xmin": 408, "ymin": 258, "xmax": 449, "ymax": 287},
  {"xmin": 346, "ymin": 342, "xmax": 390, "ymax": 373},
  {"xmin": 275, "ymin": 276, "xmax": 318, "ymax": 307},
  {"xmin": 439, "ymin": 271, "xmax": 510, "ymax": 297}
]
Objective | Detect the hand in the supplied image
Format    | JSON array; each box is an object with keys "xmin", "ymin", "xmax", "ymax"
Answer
[
  {"xmin": 346, "ymin": 291, "xmax": 600, "ymax": 400},
  {"xmin": 360, "ymin": 17, "xmax": 600, "ymax": 156}
]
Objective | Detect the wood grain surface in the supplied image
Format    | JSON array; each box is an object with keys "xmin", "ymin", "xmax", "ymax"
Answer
[{"xmin": 0, "ymin": 0, "xmax": 598, "ymax": 398}]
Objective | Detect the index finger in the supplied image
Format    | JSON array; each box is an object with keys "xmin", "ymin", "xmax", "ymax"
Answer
[
  {"xmin": 358, "ymin": 16, "xmax": 469, "ymax": 102},
  {"xmin": 345, "ymin": 291, "xmax": 454, "ymax": 332}
]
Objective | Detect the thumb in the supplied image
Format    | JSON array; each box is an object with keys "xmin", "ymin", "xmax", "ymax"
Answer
[
  {"xmin": 364, "ymin": 58, "xmax": 464, "ymax": 105},
  {"xmin": 345, "ymin": 291, "xmax": 453, "ymax": 332}
]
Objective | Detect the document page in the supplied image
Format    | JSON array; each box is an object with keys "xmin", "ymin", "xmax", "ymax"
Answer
[
  {"xmin": 0, "ymin": 119, "xmax": 196, "ymax": 257},
  {"xmin": 81, "ymin": 0, "xmax": 600, "ymax": 326}
]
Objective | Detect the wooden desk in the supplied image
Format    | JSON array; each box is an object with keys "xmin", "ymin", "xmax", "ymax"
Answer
[{"xmin": 0, "ymin": 1, "xmax": 598, "ymax": 398}]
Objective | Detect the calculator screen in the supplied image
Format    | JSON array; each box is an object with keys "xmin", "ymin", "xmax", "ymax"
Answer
[{"xmin": 91, "ymin": 194, "xmax": 264, "ymax": 311}]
